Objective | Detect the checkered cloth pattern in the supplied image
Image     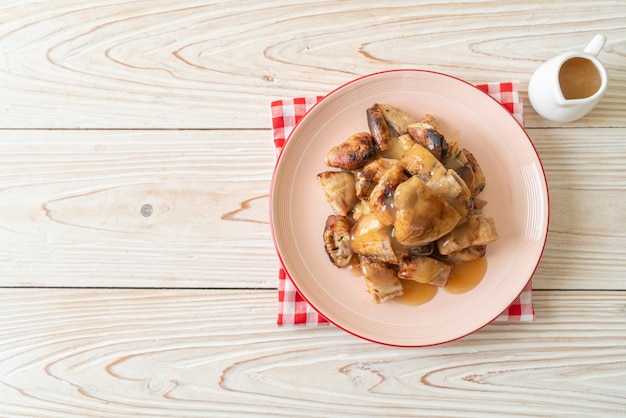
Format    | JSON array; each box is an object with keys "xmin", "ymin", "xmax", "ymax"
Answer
[{"xmin": 271, "ymin": 81, "xmax": 534, "ymax": 326}]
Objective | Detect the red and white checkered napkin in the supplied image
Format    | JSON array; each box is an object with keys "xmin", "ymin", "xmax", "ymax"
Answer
[{"xmin": 271, "ymin": 82, "xmax": 534, "ymax": 326}]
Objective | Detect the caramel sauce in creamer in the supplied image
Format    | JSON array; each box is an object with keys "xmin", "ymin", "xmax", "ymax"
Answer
[{"xmin": 559, "ymin": 57, "xmax": 602, "ymax": 100}]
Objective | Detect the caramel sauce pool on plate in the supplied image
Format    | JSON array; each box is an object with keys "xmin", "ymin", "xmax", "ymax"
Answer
[
  {"xmin": 345, "ymin": 257, "xmax": 487, "ymax": 306},
  {"xmin": 396, "ymin": 280, "xmax": 438, "ymax": 306},
  {"xmin": 395, "ymin": 257, "xmax": 487, "ymax": 305},
  {"xmin": 444, "ymin": 257, "xmax": 487, "ymax": 294}
]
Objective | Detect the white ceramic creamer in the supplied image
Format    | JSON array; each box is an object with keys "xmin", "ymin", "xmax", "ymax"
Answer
[{"xmin": 528, "ymin": 34, "xmax": 608, "ymax": 122}]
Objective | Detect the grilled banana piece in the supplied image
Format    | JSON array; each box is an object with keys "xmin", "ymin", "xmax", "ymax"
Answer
[
  {"xmin": 367, "ymin": 103, "xmax": 392, "ymax": 151},
  {"xmin": 377, "ymin": 104, "xmax": 419, "ymax": 135},
  {"xmin": 398, "ymin": 256, "xmax": 452, "ymax": 287},
  {"xmin": 359, "ymin": 256, "xmax": 404, "ymax": 303},
  {"xmin": 317, "ymin": 171, "xmax": 358, "ymax": 216},
  {"xmin": 407, "ymin": 122, "xmax": 449, "ymax": 161},
  {"xmin": 444, "ymin": 245, "xmax": 487, "ymax": 263},
  {"xmin": 355, "ymin": 158, "xmax": 401, "ymax": 199},
  {"xmin": 323, "ymin": 215, "xmax": 354, "ymax": 267},
  {"xmin": 325, "ymin": 132, "xmax": 376, "ymax": 170},
  {"xmin": 393, "ymin": 176, "xmax": 461, "ymax": 247},
  {"xmin": 350, "ymin": 214, "xmax": 402, "ymax": 265},
  {"xmin": 401, "ymin": 143, "xmax": 470, "ymax": 201},
  {"xmin": 437, "ymin": 214, "xmax": 498, "ymax": 255},
  {"xmin": 366, "ymin": 163, "xmax": 408, "ymax": 226},
  {"xmin": 462, "ymin": 148, "xmax": 486, "ymax": 196}
]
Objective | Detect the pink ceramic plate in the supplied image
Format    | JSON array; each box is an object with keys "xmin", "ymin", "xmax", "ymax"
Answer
[{"xmin": 271, "ymin": 70, "xmax": 549, "ymax": 347}]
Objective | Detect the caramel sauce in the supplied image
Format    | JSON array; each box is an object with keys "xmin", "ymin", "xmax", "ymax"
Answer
[
  {"xmin": 346, "ymin": 258, "xmax": 362, "ymax": 276},
  {"xmin": 351, "ymin": 200, "xmax": 373, "ymax": 222},
  {"xmin": 395, "ymin": 280, "xmax": 438, "ymax": 306},
  {"xmin": 381, "ymin": 136, "xmax": 407, "ymax": 160},
  {"xmin": 444, "ymin": 257, "xmax": 487, "ymax": 294},
  {"xmin": 559, "ymin": 57, "xmax": 601, "ymax": 100},
  {"xmin": 379, "ymin": 196, "xmax": 396, "ymax": 225},
  {"xmin": 345, "ymin": 256, "xmax": 485, "ymax": 304}
]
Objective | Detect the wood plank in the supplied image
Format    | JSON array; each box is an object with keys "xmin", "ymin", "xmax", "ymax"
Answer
[
  {"xmin": 1, "ymin": 128, "xmax": 625, "ymax": 290},
  {"xmin": 0, "ymin": 289, "xmax": 624, "ymax": 417},
  {"xmin": 531, "ymin": 127, "xmax": 626, "ymax": 290},
  {"xmin": 0, "ymin": 130, "xmax": 277, "ymax": 288},
  {"xmin": 0, "ymin": 0, "xmax": 624, "ymax": 129}
]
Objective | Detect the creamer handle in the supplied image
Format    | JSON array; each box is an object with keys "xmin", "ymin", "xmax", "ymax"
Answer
[{"xmin": 583, "ymin": 34, "xmax": 606, "ymax": 57}]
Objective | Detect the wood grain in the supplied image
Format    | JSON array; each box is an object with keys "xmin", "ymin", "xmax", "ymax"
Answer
[
  {"xmin": 0, "ymin": 130, "xmax": 276, "ymax": 288},
  {"xmin": 0, "ymin": 0, "xmax": 624, "ymax": 129},
  {"xmin": 2, "ymin": 2, "xmax": 626, "ymax": 416},
  {"xmin": 1, "ymin": 128, "xmax": 625, "ymax": 290},
  {"xmin": 0, "ymin": 289, "xmax": 624, "ymax": 417},
  {"xmin": 531, "ymin": 127, "xmax": 626, "ymax": 290}
]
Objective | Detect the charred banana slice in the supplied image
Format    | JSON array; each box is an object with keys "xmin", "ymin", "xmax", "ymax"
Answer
[
  {"xmin": 377, "ymin": 104, "xmax": 419, "ymax": 135},
  {"xmin": 323, "ymin": 215, "xmax": 354, "ymax": 267},
  {"xmin": 398, "ymin": 256, "xmax": 452, "ymax": 287},
  {"xmin": 317, "ymin": 171, "xmax": 358, "ymax": 216},
  {"xmin": 325, "ymin": 132, "xmax": 376, "ymax": 170},
  {"xmin": 359, "ymin": 256, "xmax": 404, "ymax": 303},
  {"xmin": 407, "ymin": 122, "xmax": 448, "ymax": 161},
  {"xmin": 367, "ymin": 103, "xmax": 392, "ymax": 152},
  {"xmin": 437, "ymin": 214, "xmax": 498, "ymax": 255}
]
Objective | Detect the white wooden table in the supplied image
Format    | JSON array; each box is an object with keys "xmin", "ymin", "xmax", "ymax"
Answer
[{"xmin": 1, "ymin": 1, "xmax": 625, "ymax": 416}]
